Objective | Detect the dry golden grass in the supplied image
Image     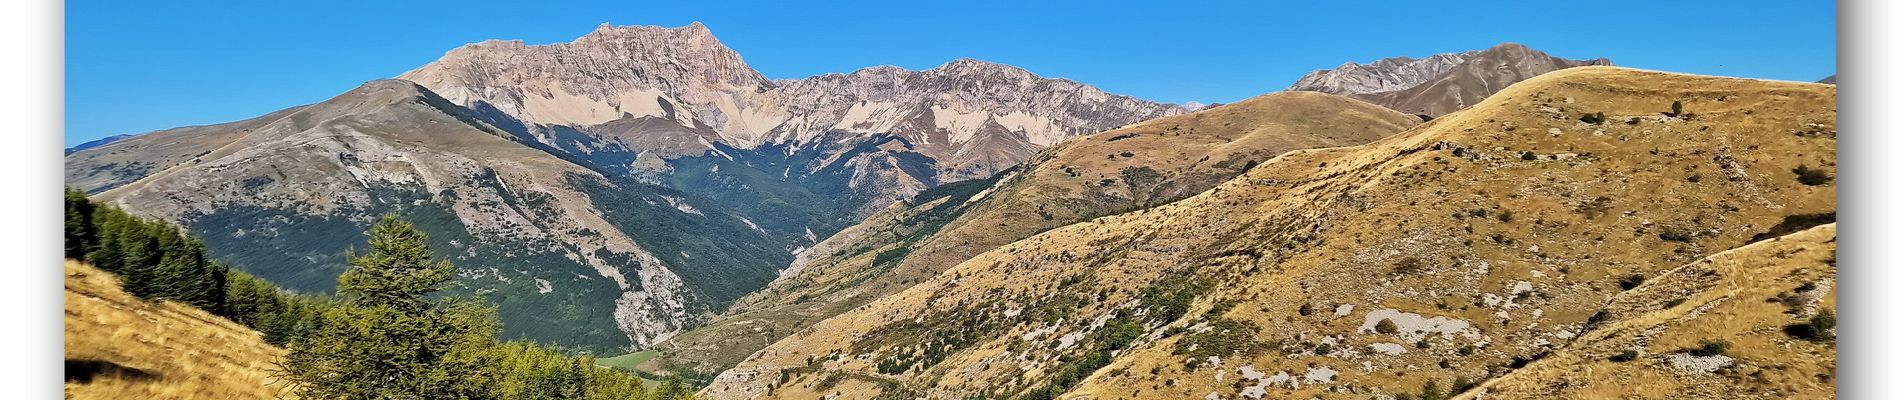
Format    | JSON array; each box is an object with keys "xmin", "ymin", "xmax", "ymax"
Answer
[
  {"xmin": 1457, "ymin": 224, "xmax": 1836, "ymax": 399},
  {"xmin": 64, "ymin": 261, "xmax": 291, "ymax": 399},
  {"xmin": 702, "ymin": 67, "xmax": 1835, "ymax": 399},
  {"xmin": 661, "ymin": 91, "xmax": 1417, "ymax": 376}
]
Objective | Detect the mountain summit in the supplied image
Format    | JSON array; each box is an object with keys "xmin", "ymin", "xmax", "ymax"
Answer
[
  {"xmin": 1289, "ymin": 43, "xmax": 1612, "ymax": 116},
  {"xmin": 68, "ymin": 23, "xmax": 1185, "ymax": 352}
]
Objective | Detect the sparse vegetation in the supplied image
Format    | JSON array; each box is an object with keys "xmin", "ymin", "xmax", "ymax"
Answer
[
  {"xmin": 1375, "ymin": 318, "xmax": 1399, "ymax": 334},
  {"xmin": 1688, "ymin": 339, "xmax": 1732, "ymax": 357},
  {"xmin": 1618, "ymin": 274, "xmax": 1647, "ymax": 290},
  {"xmin": 1608, "ymin": 349, "xmax": 1639, "ymax": 362},
  {"xmin": 1393, "ymin": 257, "xmax": 1425, "ymax": 275},
  {"xmin": 1786, "ymin": 310, "xmax": 1837, "ymax": 341},
  {"xmin": 1659, "ymin": 226, "xmax": 1697, "ymax": 242},
  {"xmin": 1793, "ymin": 165, "xmax": 1833, "ymax": 186}
]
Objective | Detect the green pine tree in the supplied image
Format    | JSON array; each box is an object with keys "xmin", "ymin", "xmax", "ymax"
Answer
[
  {"xmin": 336, "ymin": 215, "xmax": 455, "ymax": 312},
  {"xmin": 64, "ymin": 187, "xmax": 97, "ymax": 260},
  {"xmin": 283, "ymin": 215, "xmax": 497, "ymax": 400}
]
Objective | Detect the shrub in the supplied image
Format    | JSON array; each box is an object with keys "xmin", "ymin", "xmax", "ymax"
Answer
[
  {"xmin": 1497, "ymin": 209, "xmax": 1515, "ymax": 223},
  {"xmin": 1394, "ymin": 257, "xmax": 1425, "ymax": 275},
  {"xmin": 1618, "ymin": 274, "xmax": 1647, "ymax": 290},
  {"xmin": 1689, "ymin": 339, "xmax": 1732, "ymax": 357},
  {"xmin": 1659, "ymin": 226, "xmax": 1696, "ymax": 242},
  {"xmin": 1313, "ymin": 343, "xmax": 1333, "ymax": 355},
  {"xmin": 1608, "ymin": 349, "xmax": 1639, "ymax": 362},
  {"xmin": 1786, "ymin": 310, "xmax": 1837, "ymax": 341},
  {"xmin": 1580, "ymin": 112, "xmax": 1606, "ymax": 124},
  {"xmin": 1298, "ymin": 302, "xmax": 1314, "ymax": 316},
  {"xmin": 1451, "ymin": 376, "xmax": 1477, "ymax": 394},
  {"xmin": 1420, "ymin": 379, "xmax": 1445, "ymax": 400},
  {"xmin": 1521, "ymin": 151, "xmax": 1538, "ymax": 161},
  {"xmin": 1793, "ymin": 165, "xmax": 1833, "ymax": 186},
  {"xmin": 1375, "ymin": 318, "xmax": 1400, "ymax": 334},
  {"xmin": 1668, "ymin": 101, "xmax": 1684, "ymax": 117}
]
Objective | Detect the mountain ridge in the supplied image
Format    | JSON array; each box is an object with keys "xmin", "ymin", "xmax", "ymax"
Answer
[
  {"xmin": 1289, "ymin": 43, "xmax": 1612, "ymax": 117},
  {"xmin": 702, "ymin": 66, "xmax": 1835, "ymax": 399}
]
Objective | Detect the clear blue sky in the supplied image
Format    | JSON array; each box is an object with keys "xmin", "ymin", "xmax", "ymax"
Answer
[{"xmin": 66, "ymin": 0, "xmax": 1836, "ymax": 146}]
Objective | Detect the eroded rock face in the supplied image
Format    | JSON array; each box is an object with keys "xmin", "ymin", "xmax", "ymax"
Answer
[
  {"xmin": 1288, "ymin": 43, "xmax": 1613, "ymax": 116},
  {"xmin": 1287, "ymin": 51, "xmax": 1476, "ymax": 95},
  {"xmin": 73, "ymin": 80, "xmax": 783, "ymax": 352},
  {"xmin": 398, "ymin": 23, "xmax": 1184, "ymax": 211}
]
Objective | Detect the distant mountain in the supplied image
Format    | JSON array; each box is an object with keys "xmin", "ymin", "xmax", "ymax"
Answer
[
  {"xmin": 1287, "ymin": 50, "xmax": 1476, "ymax": 95},
  {"xmin": 64, "ymin": 133, "xmax": 138, "ymax": 155},
  {"xmin": 65, "ymin": 22, "xmax": 1183, "ymax": 352},
  {"xmin": 398, "ymin": 23, "xmax": 1183, "ymax": 221},
  {"xmin": 72, "ymin": 80, "xmax": 791, "ymax": 351},
  {"xmin": 1819, "ymin": 74, "xmax": 1836, "ymax": 84},
  {"xmin": 1290, "ymin": 43, "xmax": 1611, "ymax": 116}
]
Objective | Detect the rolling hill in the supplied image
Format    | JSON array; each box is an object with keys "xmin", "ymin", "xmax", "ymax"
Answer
[
  {"xmin": 65, "ymin": 261, "xmax": 290, "ymax": 399},
  {"xmin": 701, "ymin": 66, "xmax": 1836, "ymax": 399},
  {"xmin": 650, "ymin": 91, "xmax": 1420, "ymax": 378}
]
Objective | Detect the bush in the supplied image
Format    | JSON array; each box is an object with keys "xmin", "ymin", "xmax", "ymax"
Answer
[
  {"xmin": 1580, "ymin": 112, "xmax": 1606, "ymax": 124},
  {"xmin": 1521, "ymin": 151, "xmax": 1538, "ymax": 161},
  {"xmin": 1375, "ymin": 318, "xmax": 1399, "ymax": 334},
  {"xmin": 1659, "ymin": 226, "xmax": 1696, "ymax": 242},
  {"xmin": 1394, "ymin": 257, "xmax": 1425, "ymax": 275},
  {"xmin": 1688, "ymin": 339, "xmax": 1732, "ymax": 357},
  {"xmin": 1618, "ymin": 274, "xmax": 1647, "ymax": 290},
  {"xmin": 1786, "ymin": 310, "xmax": 1837, "ymax": 341},
  {"xmin": 1298, "ymin": 302, "xmax": 1314, "ymax": 316},
  {"xmin": 1451, "ymin": 376, "xmax": 1477, "ymax": 394},
  {"xmin": 1608, "ymin": 349, "xmax": 1639, "ymax": 362},
  {"xmin": 1420, "ymin": 379, "xmax": 1446, "ymax": 400},
  {"xmin": 1793, "ymin": 165, "xmax": 1833, "ymax": 186}
]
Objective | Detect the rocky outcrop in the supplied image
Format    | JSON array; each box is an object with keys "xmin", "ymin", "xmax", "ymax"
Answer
[
  {"xmin": 1290, "ymin": 43, "xmax": 1611, "ymax": 116},
  {"xmin": 399, "ymin": 23, "xmax": 1184, "ymax": 215},
  {"xmin": 1287, "ymin": 51, "xmax": 1476, "ymax": 95}
]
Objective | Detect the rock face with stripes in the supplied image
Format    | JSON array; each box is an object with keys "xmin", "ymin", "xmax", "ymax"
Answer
[
  {"xmin": 64, "ymin": 22, "xmax": 1185, "ymax": 353},
  {"xmin": 1290, "ymin": 43, "xmax": 1612, "ymax": 117},
  {"xmin": 398, "ymin": 23, "xmax": 1184, "ymax": 219}
]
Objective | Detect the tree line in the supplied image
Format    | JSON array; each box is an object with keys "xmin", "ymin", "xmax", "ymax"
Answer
[{"xmin": 64, "ymin": 188, "xmax": 696, "ymax": 399}]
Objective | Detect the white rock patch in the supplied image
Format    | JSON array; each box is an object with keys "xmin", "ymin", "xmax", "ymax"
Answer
[
  {"xmin": 1359, "ymin": 309, "xmax": 1482, "ymax": 342},
  {"xmin": 1368, "ymin": 342, "xmax": 1409, "ymax": 355}
]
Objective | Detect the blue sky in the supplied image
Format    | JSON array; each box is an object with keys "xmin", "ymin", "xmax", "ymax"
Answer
[{"xmin": 66, "ymin": 0, "xmax": 1836, "ymax": 146}]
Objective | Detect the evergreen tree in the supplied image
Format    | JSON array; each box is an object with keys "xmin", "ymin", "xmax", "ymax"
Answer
[
  {"xmin": 337, "ymin": 215, "xmax": 455, "ymax": 312},
  {"xmin": 284, "ymin": 215, "xmax": 497, "ymax": 400},
  {"xmin": 64, "ymin": 187, "xmax": 97, "ymax": 259}
]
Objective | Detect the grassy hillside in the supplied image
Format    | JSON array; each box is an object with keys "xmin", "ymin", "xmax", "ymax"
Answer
[
  {"xmin": 700, "ymin": 67, "xmax": 1835, "ymax": 399},
  {"xmin": 652, "ymin": 91, "xmax": 1419, "ymax": 377},
  {"xmin": 1456, "ymin": 224, "xmax": 1835, "ymax": 399},
  {"xmin": 65, "ymin": 261, "xmax": 290, "ymax": 399}
]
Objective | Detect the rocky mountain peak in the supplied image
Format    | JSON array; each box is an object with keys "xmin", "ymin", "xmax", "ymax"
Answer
[
  {"xmin": 1289, "ymin": 42, "xmax": 1612, "ymax": 116},
  {"xmin": 1288, "ymin": 50, "xmax": 1477, "ymax": 95}
]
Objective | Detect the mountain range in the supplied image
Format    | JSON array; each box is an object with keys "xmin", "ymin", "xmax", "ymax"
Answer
[
  {"xmin": 62, "ymin": 23, "xmax": 1833, "ymax": 400},
  {"xmin": 65, "ymin": 23, "xmax": 1181, "ymax": 352},
  {"xmin": 702, "ymin": 66, "xmax": 1836, "ymax": 399}
]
